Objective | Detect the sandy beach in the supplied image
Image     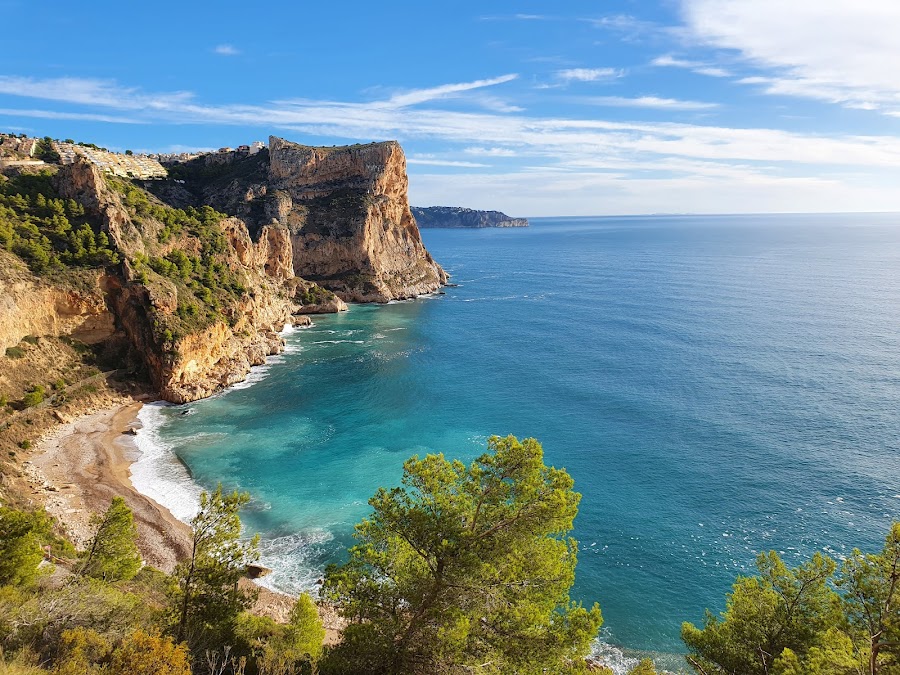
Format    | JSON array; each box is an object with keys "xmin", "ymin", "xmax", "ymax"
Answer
[
  {"xmin": 29, "ymin": 401, "xmax": 342, "ymax": 636},
  {"xmin": 31, "ymin": 402, "xmax": 192, "ymax": 572}
]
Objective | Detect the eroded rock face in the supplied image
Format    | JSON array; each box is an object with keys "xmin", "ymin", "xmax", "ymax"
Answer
[
  {"xmin": 56, "ymin": 168, "xmax": 297, "ymax": 403},
  {"xmin": 268, "ymin": 137, "xmax": 447, "ymax": 302},
  {"xmin": 0, "ymin": 252, "xmax": 115, "ymax": 351},
  {"xmin": 55, "ymin": 160, "xmax": 147, "ymax": 257}
]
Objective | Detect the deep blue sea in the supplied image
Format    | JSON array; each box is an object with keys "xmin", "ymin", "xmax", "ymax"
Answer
[{"xmin": 133, "ymin": 215, "xmax": 900, "ymax": 671}]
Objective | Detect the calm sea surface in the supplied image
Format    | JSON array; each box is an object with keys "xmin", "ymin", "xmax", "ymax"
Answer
[{"xmin": 135, "ymin": 215, "xmax": 900, "ymax": 668}]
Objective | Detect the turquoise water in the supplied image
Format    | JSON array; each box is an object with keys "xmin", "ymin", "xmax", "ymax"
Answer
[{"xmin": 136, "ymin": 215, "xmax": 900, "ymax": 667}]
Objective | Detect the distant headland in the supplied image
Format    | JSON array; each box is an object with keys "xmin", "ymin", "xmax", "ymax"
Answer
[{"xmin": 412, "ymin": 205, "xmax": 528, "ymax": 228}]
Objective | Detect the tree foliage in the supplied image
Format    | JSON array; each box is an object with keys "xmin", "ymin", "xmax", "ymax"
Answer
[
  {"xmin": 169, "ymin": 484, "xmax": 260, "ymax": 654},
  {"xmin": 0, "ymin": 507, "xmax": 52, "ymax": 586},
  {"xmin": 0, "ymin": 172, "xmax": 119, "ymax": 273},
  {"xmin": 682, "ymin": 551, "xmax": 839, "ymax": 675},
  {"xmin": 322, "ymin": 435, "xmax": 603, "ymax": 675},
  {"xmin": 838, "ymin": 522, "xmax": 900, "ymax": 675},
  {"xmin": 683, "ymin": 522, "xmax": 900, "ymax": 675},
  {"xmin": 80, "ymin": 497, "xmax": 142, "ymax": 582}
]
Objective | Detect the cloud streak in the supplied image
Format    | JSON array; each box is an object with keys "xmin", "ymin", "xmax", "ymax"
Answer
[
  {"xmin": 3, "ymin": 72, "xmax": 900, "ymax": 214},
  {"xmin": 556, "ymin": 68, "xmax": 624, "ymax": 83},
  {"xmin": 578, "ymin": 95, "xmax": 719, "ymax": 110}
]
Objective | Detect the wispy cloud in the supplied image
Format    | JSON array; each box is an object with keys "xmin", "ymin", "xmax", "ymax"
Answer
[
  {"xmin": 380, "ymin": 74, "xmax": 518, "ymax": 109},
  {"xmin": 0, "ymin": 107, "xmax": 141, "ymax": 124},
  {"xmin": 213, "ymin": 44, "xmax": 240, "ymax": 56},
  {"xmin": 407, "ymin": 157, "xmax": 489, "ymax": 168},
  {"xmin": 579, "ymin": 96, "xmax": 720, "ymax": 110},
  {"xmin": 680, "ymin": 0, "xmax": 900, "ymax": 114},
  {"xmin": 651, "ymin": 54, "xmax": 732, "ymax": 77},
  {"xmin": 556, "ymin": 68, "xmax": 624, "ymax": 83},
  {"xmin": 0, "ymin": 76, "xmax": 193, "ymax": 111},
  {"xmin": 464, "ymin": 146, "xmax": 518, "ymax": 157}
]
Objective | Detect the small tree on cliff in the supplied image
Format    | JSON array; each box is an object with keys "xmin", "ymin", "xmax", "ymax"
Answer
[
  {"xmin": 80, "ymin": 496, "xmax": 142, "ymax": 582},
  {"xmin": 169, "ymin": 484, "xmax": 259, "ymax": 653},
  {"xmin": 322, "ymin": 435, "xmax": 603, "ymax": 675}
]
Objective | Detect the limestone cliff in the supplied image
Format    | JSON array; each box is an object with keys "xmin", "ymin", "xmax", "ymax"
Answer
[
  {"xmin": 412, "ymin": 206, "xmax": 529, "ymax": 229},
  {"xmin": 154, "ymin": 137, "xmax": 447, "ymax": 302},
  {"xmin": 22, "ymin": 161, "xmax": 340, "ymax": 403},
  {"xmin": 2, "ymin": 133, "xmax": 443, "ymax": 403},
  {"xmin": 0, "ymin": 251, "xmax": 115, "ymax": 351},
  {"xmin": 267, "ymin": 137, "xmax": 446, "ymax": 301}
]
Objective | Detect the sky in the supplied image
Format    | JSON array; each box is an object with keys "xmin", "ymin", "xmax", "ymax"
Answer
[{"xmin": 3, "ymin": 0, "xmax": 900, "ymax": 216}]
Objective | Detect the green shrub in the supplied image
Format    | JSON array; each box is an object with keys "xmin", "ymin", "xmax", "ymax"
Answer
[
  {"xmin": 21, "ymin": 336, "xmax": 39, "ymax": 345},
  {"xmin": 5, "ymin": 347, "xmax": 25, "ymax": 359},
  {"xmin": 22, "ymin": 386, "xmax": 45, "ymax": 408}
]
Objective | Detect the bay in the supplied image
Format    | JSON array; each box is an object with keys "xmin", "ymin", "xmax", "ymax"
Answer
[{"xmin": 138, "ymin": 214, "xmax": 900, "ymax": 668}]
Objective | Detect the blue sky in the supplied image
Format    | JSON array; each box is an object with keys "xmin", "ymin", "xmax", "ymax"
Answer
[{"xmin": 4, "ymin": 0, "xmax": 900, "ymax": 216}]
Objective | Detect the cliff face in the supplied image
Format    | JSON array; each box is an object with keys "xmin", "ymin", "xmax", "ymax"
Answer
[
  {"xmin": 0, "ymin": 251, "xmax": 115, "ymax": 351},
  {"xmin": 2, "ymin": 133, "xmax": 444, "ymax": 403},
  {"xmin": 49, "ymin": 162, "xmax": 313, "ymax": 403},
  {"xmin": 412, "ymin": 206, "xmax": 528, "ymax": 229},
  {"xmin": 158, "ymin": 137, "xmax": 447, "ymax": 303}
]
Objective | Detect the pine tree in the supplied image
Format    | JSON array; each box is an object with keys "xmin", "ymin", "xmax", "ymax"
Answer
[
  {"xmin": 322, "ymin": 435, "xmax": 603, "ymax": 675},
  {"xmin": 0, "ymin": 506, "xmax": 52, "ymax": 585},
  {"xmin": 80, "ymin": 496, "xmax": 142, "ymax": 582},
  {"xmin": 169, "ymin": 484, "xmax": 259, "ymax": 653}
]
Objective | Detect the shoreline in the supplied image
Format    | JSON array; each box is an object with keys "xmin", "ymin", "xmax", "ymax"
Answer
[
  {"xmin": 31, "ymin": 396, "xmax": 343, "ymax": 637},
  {"xmin": 32, "ymin": 401, "xmax": 192, "ymax": 573}
]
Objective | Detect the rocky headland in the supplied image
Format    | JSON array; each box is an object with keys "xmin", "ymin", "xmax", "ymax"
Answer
[
  {"xmin": 153, "ymin": 136, "xmax": 447, "ymax": 302},
  {"xmin": 0, "ymin": 136, "xmax": 444, "ymax": 408},
  {"xmin": 412, "ymin": 205, "xmax": 528, "ymax": 228}
]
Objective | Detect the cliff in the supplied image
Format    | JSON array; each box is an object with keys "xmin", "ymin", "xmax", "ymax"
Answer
[
  {"xmin": 412, "ymin": 206, "xmax": 528, "ymax": 229},
  {"xmin": 2, "ymin": 133, "xmax": 444, "ymax": 403},
  {"xmin": 155, "ymin": 137, "xmax": 447, "ymax": 302}
]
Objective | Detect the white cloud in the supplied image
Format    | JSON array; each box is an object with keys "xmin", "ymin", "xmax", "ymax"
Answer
[
  {"xmin": 580, "ymin": 96, "xmax": 719, "ymax": 110},
  {"xmin": 407, "ymin": 158, "xmax": 489, "ymax": 168},
  {"xmin": 0, "ymin": 107, "xmax": 140, "ymax": 124},
  {"xmin": 557, "ymin": 68, "xmax": 624, "ymax": 83},
  {"xmin": 651, "ymin": 54, "xmax": 732, "ymax": 77},
  {"xmin": 0, "ymin": 76, "xmax": 193, "ymax": 111},
  {"xmin": 214, "ymin": 44, "xmax": 240, "ymax": 56},
  {"xmin": 680, "ymin": 0, "xmax": 900, "ymax": 113},
  {"xmin": 463, "ymin": 147, "xmax": 518, "ymax": 157},
  {"xmin": 379, "ymin": 74, "xmax": 518, "ymax": 109}
]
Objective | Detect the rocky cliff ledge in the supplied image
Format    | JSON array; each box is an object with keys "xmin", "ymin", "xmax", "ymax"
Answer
[{"xmin": 412, "ymin": 206, "xmax": 528, "ymax": 229}]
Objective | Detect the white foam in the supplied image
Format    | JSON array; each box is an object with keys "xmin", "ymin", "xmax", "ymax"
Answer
[
  {"xmin": 254, "ymin": 529, "xmax": 335, "ymax": 596},
  {"xmin": 130, "ymin": 402, "xmax": 204, "ymax": 523},
  {"xmin": 590, "ymin": 636, "xmax": 639, "ymax": 675}
]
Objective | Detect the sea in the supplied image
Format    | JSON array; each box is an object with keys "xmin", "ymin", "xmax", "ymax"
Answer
[{"xmin": 131, "ymin": 214, "xmax": 900, "ymax": 672}]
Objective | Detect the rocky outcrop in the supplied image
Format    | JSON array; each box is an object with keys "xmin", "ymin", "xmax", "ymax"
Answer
[
  {"xmin": 154, "ymin": 138, "xmax": 448, "ymax": 303},
  {"xmin": 268, "ymin": 137, "xmax": 446, "ymax": 302},
  {"xmin": 0, "ymin": 251, "xmax": 115, "ymax": 351},
  {"xmin": 55, "ymin": 160, "xmax": 147, "ymax": 257},
  {"xmin": 412, "ymin": 206, "xmax": 528, "ymax": 229},
  {"xmin": 55, "ymin": 167, "xmax": 298, "ymax": 403}
]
